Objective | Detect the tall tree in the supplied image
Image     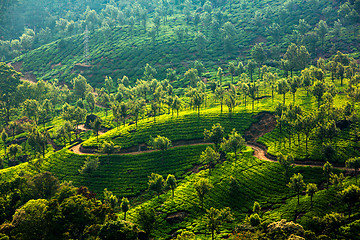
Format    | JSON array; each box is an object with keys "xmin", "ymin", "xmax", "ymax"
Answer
[
  {"xmin": 194, "ymin": 178, "xmax": 213, "ymax": 209},
  {"xmin": 165, "ymin": 174, "xmax": 177, "ymax": 198},
  {"xmin": 148, "ymin": 135, "xmax": 172, "ymax": 161},
  {"xmin": 287, "ymin": 173, "xmax": 305, "ymax": 205},
  {"xmin": 204, "ymin": 123, "xmax": 224, "ymax": 150},
  {"xmin": 0, "ymin": 62, "xmax": 22, "ymax": 124},
  {"xmin": 206, "ymin": 207, "xmax": 233, "ymax": 240},
  {"xmin": 148, "ymin": 173, "xmax": 164, "ymax": 198},
  {"xmin": 306, "ymin": 183, "xmax": 318, "ymax": 209},
  {"xmin": 200, "ymin": 146, "xmax": 220, "ymax": 176},
  {"xmin": 323, "ymin": 161, "xmax": 333, "ymax": 190},
  {"xmin": 121, "ymin": 197, "xmax": 130, "ymax": 221},
  {"xmin": 220, "ymin": 128, "xmax": 246, "ymax": 161}
]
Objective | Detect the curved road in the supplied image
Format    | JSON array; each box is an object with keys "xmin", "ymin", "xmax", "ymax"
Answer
[{"xmin": 71, "ymin": 124, "xmax": 353, "ymax": 172}]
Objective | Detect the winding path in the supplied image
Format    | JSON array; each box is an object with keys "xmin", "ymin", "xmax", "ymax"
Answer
[{"xmin": 70, "ymin": 113, "xmax": 355, "ymax": 172}]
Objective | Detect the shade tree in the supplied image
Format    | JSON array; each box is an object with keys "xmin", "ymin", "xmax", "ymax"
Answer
[
  {"xmin": 194, "ymin": 178, "xmax": 213, "ymax": 209},
  {"xmin": 220, "ymin": 128, "xmax": 245, "ymax": 161},
  {"xmin": 200, "ymin": 146, "xmax": 220, "ymax": 176},
  {"xmin": 287, "ymin": 173, "xmax": 305, "ymax": 205}
]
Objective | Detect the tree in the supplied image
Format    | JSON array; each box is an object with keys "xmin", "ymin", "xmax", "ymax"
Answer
[
  {"xmin": 148, "ymin": 173, "xmax": 164, "ymax": 198},
  {"xmin": 248, "ymin": 82, "xmax": 258, "ymax": 112},
  {"xmin": 206, "ymin": 207, "xmax": 233, "ymax": 240},
  {"xmin": 287, "ymin": 173, "xmax": 305, "ymax": 205},
  {"xmin": 85, "ymin": 92, "xmax": 96, "ymax": 113},
  {"xmin": 251, "ymin": 43, "xmax": 266, "ymax": 77},
  {"xmin": 253, "ymin": 201, "xmax": 261, "ymax": 214},
  {"xmin": 200, "ymin": 146, "xmax": 220, "ymax": 176},
  {"xmin": 90, "ymin": 118, "xmax": 101, "ymax": 143},
  {"xmin": 341, "ymin": 184, "xmax": 360, "ymax": 218},
  {"xmin": 172, "ymin": 96, "xmax": 182, "ymax": 117},
  {"xmin": 246, "ymin": 60, "xmax": 257, "ymax": 82},
  {"xmin": 215, "ymin": 86, "xmax": 225, "ymax": 113},
  {"xmin": 225, "ymin": 87, "xmax": 236, "ymax": 114},
  {"xmin": 346, "ymin": 157, "xmax": 360, "ymax": 183},
  {"xmin": 165, "ymin": 174, "xmax": 177, "ymax": 198},
  {"xmin": 103, "ymin": 188, "xmax": 118, "ymax": 209},
  {"xmin": 71, "ymin": 74, "xmax": 91, "ymax": 100},
  {"xmin": 315, "ymin": 20, "xmax": 328, "ymax": 48},
  {"xmin": 130, "ymin": 99, "xmax": 146, "ymax": 128},
  {"xmin": 204, "ymin": 123, "xmax": 224, "ymax": 150},
  {"xmin": 1, "ymin": 129, "xmax": 8, "ymax": 156},
  {"xmin": 27, "ymin": 129, "xmax": 49, "ymax": 158},
  {"xmin": 194, "ymin": 178, "xmax": 213, "ymax": 209},
  {"xmin": 288, "ymin": 76, "xmax": 302, "ymax": 103},
  {"xmin": 100, "ymin": 141, "xmax": 115, "ymax": 163},
  {"xmin": 278, "ymin": 154, "xmax": 293, "ymax": 179},
  {"xmin": 0, "ymin": 62, "xmax": 22, "ymax": 124},
  {"xmin": 120, "ymin": 197, "xmax": 130, "ymax": 221},
  {"xmin": 323, "ymin": 161, "xmax": 333, "ymax": 190},
  {"xmin": 8, "ymin": 144, "xmax": 21, "ymax": 162},
  {"xmin": 284, "ymin": 44, "xmax": 310, "ymax": 77},
  {"xmin": 217, "ymin": 67, "xmax": 223, "ymax": 86},
  {"xmin": 277, "ymin": 79, "xmax": 289, "ymax": 104},
  {"xmin": 73, "ymin": 107, "xmax": 87, "ymax": 139},
  {"xmin": 306, "ymin": 183, "xmax": 318, "ymax": 208},
  {"xmin": 148, "ymin": 135, "xmax": 172, "ymax": 161},
  {"xmin": 263, "ymin": 72, "xmax": 277, "ymax": 100},
  {"xmin": 312, "ymin": 81, "xmax": 326, "ymax": 108},
  {"xmin": 299, "ymin": 113, "xmax": 315, "ymax": 155},
  {"xmin": 220, "ymin": 129, "xmax": 245, "ymax": 161},
  {"xmin": 184, "ymin": 68, "xmax": 200, "ymax": 87},
  {"xmin": 228, "ymin": 62, "xmax": 236, "ymax": 83}
]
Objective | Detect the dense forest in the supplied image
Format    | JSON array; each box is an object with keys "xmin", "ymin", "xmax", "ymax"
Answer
[{"xmin": 1, "ymin": 0, "xmax": 360, "ymax": 239}]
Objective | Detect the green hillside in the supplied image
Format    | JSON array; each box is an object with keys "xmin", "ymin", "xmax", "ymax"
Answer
[{"xmin": 9, "ymin": 0, "xmax": 356, "ymax": 87}]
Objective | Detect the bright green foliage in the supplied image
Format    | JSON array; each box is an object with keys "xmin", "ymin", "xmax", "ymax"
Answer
[
  {"xmin": 165, "ymin": 174, "xmax": 177, "ymax": 198},
  {"xmin": 323, "ymin": 161, "xmax": 333, "ymax": 190},
  {"xmin": 194, "ymin": 177, "xmax": 213, "ymax": 209},
  {"xmin": 278, "ymin": 154, "xmax": 294, "ymax": 178},
  {"xmin": 287, "ymin": 173, "xmax": 305, "ymax": 205},
  {"xmin": 8, "ymin": 144, "xmax": 22, "ymax": 161},
  {"xmin": 200, "ymin": 146, "xmax": 220, "ymax": 175},
  {"xmin": 90, "ymin": 118, "xmax": 101, "ymax": 143},
  {"xmin": 221, "ymin": 128, "xmax": 245, "ymax": 161},
  {"xmin": 206, "ymin": 207, "xmax": 233, "ymax": 240},
  {"xmin": 100, "ymin": 141, "xmax": 115, "ymax": 163},
  {"xmin": 121, "ymin": 197, "xmax": 130, "ymax": 221},
  {"xmin": 79, "ymin": 156, "xmax": 99, "ymax": 174},
  {"xmin": 1, "ymin": 129, "xmax": 8, "ymax": 155},
  {"xmin": 148, "ymin": 135, "xmax": 172, "ymax": 161},
  {"xmin": 0, "ymin": 62, "xmax": 21, "ymax": 124},
  {"xmin": 306, "ymin": 183, "xmax": 318, "ymax": 208},
  {"xmin": 148, "ymin": 173, "xmax": 164, "ymax": 197},
  {"xmin": 204, "ymin": 123, "xmax": 224, "ymax": 150},
  {"xmin": 253, "ymin": 201, "xmax": 261, "ymax": 214},
  {"xmin": 103, "ymin": 188, "xmax": 118, "ymax": 209}
]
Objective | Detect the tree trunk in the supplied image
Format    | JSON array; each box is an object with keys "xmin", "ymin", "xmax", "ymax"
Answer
[
  {"xmin": 124, "ymin": 212, "xmax": 127, "ymax": 221},
  {"xmin": 297, "ymin": 192, "xmax": 300, "ymax": 205},
  {"xmin": 283, "ymin": 93, "xmax": 286, "ymax": 104}
]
